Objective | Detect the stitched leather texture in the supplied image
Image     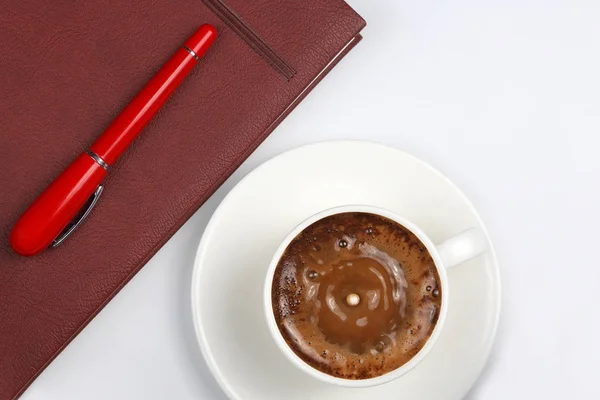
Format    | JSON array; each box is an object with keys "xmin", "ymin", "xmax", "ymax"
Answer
[{"xmin": 0, "ymin": 0, "xmax": 365, "ymax": 398}]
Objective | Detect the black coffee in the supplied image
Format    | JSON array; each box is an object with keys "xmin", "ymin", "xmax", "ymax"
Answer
[{"xmin": 272, "ymin": 212, "xmax": 442, "ymax": 379}]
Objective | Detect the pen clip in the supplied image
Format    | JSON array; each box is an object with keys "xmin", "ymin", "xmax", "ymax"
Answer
[{"xmin": 51, "ymin": 185, "xmax": 104, "ymax": 248}]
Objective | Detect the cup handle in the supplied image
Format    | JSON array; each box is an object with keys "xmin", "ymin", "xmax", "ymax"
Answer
[{"xmin": 435, "ymin": 228, "xmax": 487, "ymax": 269}]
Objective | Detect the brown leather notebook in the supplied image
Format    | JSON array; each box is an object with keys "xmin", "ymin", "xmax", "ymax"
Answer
[{"xmin": 0, "ymin": 1, "xmax": 365, "ymax": 398}]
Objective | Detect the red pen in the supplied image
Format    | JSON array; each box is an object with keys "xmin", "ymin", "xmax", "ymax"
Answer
[{"xmin": 10, "ymin": 24, "xmax": 217, "ymax": 256}]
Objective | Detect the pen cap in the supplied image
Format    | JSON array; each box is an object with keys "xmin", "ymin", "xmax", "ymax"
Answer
[
  {"xmin": 184, "ymin": 24, "xmax": 217, "ymax": 58},
  {"xmin": 10, "ymin": 154, "xmax": 107, "ymax": 256}
]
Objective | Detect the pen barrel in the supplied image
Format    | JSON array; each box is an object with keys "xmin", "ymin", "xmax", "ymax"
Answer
[
  {"xmin": 89, "ymin": 49, "xmax": 197, "ymax": 165},
  {"xmin": 10, "ymin": 154, "xmax": 107, "ymax": 256},
  {"xmin": 90, "ymin": 24, "xmax": 216, "ymax": 165}
]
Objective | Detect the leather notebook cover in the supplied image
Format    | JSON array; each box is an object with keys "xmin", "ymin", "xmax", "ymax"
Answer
[{"xmin": 0, "ymin": 0, "xmax": 365, "ymax": 398}]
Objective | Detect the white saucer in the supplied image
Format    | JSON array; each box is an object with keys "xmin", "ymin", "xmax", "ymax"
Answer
[{"xmin": 191, "ymin": 141, "xmax": 501, "ymax": 400}]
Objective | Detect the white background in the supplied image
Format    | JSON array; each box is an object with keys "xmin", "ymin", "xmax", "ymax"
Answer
[{"xmin": 22, "ymin": 0, "xmax": 600, "ymax": 399}]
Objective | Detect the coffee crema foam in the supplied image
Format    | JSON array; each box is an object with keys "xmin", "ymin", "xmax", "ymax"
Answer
[{"xmin": 272, "ymin": 212, "xmax": 442, "ymax": 380}]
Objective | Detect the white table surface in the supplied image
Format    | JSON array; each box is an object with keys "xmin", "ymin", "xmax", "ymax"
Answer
[{"xmin": 22, "ymin": 0, "xmax": 600, "ymax": 399}]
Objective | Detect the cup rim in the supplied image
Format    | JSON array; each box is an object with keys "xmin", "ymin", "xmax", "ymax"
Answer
[{"xmin": 263, "ymin": 204, "xmax": 450, "ymax": 388}]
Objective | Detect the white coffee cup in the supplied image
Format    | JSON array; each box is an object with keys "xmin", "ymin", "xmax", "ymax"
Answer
[{"xmin": 263, "ymin": 205, "xmax": 487, "ymax": 388}]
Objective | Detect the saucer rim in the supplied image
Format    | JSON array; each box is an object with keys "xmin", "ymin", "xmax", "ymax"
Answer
[{"xmin": 191, "ymin": 140, "xmax": 502, "ymax": 400}]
